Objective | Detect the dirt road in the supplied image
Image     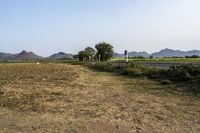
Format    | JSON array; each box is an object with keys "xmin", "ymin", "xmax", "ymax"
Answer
[{"xmin": 0, "ymin": 64, "xmax": 199, "ymax": 133}]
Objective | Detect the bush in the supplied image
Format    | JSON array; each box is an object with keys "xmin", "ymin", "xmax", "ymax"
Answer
[
  {"xmin": 120, "ymin": 67, "xmax": 143, "ymax": 77},
  {"xmin": 88, "ymin": 62, "xmax": 200, "ymax": 83},
  {"xmin": 89, "ymin": 62, "xmax": 114, "ymax": 72},
  {"xmin": 144, "ymin": 68, "xmax": 164, "ymax": 79},
  {"xmin": 185, "ymin": 55, "xmax": 199, "ymax": 58},
  {"xmin": 166, "ymin": 65, "xmax": 197, "ymax": 82}
]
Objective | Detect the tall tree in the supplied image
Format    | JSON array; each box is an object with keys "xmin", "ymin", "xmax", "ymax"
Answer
[
  {"xmin": 95, "ymin": 42, "xmax": 114, "ymax": 61},
  {"xmin": 84, "ymin": 47, "xmax": 95, "ymax": 61},
  {"xmin": 78, "ymin": 50, "xmax": 87, "ymax": 61}
]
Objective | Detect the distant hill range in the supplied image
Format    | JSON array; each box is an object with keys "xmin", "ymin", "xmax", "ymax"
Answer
[
  {"xmin": 151, "ymin": 48, "xmax": 200, "ymax": 57},
  {"xmin": 113, "ymin": 48, "xmax": 200, "ymax": 58},
  {"xmin": 113, "ymin": 51, "xmax": 150, "ymax": 58},
  {"xmin": 48, "ymin": 52, "xmax": 73, "ymax": 60},
  {"xmin": 1, "ymin": 48, "xmax": 200, "ymax": 60},
  {"xmin": 0, "ymin": 50, "xmax": 43, "ymax": 60},
  {"xmin": 0, "ymin": 50, "xmax": 73, "ymax": 60}
]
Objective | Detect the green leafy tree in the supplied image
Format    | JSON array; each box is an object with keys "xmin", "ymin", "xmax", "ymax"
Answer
[
  {"xmin": 95, "ymin": 42, "xmax": 114, "ymax": 61},
  {"xmin": 73, "ymin": 54, "xmax": 79, "ymax": 60},
  {"xmin": 84, "ymin": 47, "xmax": 95, "ymax": 61},
  {"xmin": 78, "ymin": 50, "xmax": 87, "ymax": 61}
]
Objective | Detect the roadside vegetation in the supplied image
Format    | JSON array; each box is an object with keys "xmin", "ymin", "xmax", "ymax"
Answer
[
  {"xmin": 111, "ymin": 57, "xmax": 200, "ymax": 63},
  {"xmin": 88, "ymin": 62, "xmax": 200, "ymax": 96}
]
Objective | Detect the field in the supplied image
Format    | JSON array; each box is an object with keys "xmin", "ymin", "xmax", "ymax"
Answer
[{"xmin": 0, "ymin": 63, "xmax": 200, "ymax": 132}]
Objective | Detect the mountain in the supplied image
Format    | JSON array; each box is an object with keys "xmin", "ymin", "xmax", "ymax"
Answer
[
  {"xmin": 0, "ymin": 50, "xmax": 43, "ymax": 60},
  {"xmin": 0, "ymin": 50, "xmax": 74, "ymax": 60},
  {"xmin": 48, "ymin": 52, "xmax": 73, "ymax": 60},
  {"xmin": 113, "ymin": 51, "xmax": 150, "ymax": 58},
  {"xmin": 151, "ymin": 48, "xmax": 184, "ymax": 57},
  {"xmin": 13, "ymin": 50, "xmax": 43, "ymax": 60},
  {"xmin": 129, "ymin": 51, "xmax": 150, "ymax": 57},
  {"xmin": 0, "ymin": 52, "xmax": 13, "ymax": 59},
  {"xmin": 113, "ymin": 53, "xmax": 125, "ymax": 58},
  {"xmin": 113, "ymin": 48, "xmax": 200, "ymax": 58},
  {"xmin": 151, "ymin": 48, "xmax": 200, "ymax": 57},
  {"xmin": 1, "ymin": 49, "xmax": 200, "ymax": 60},
  {"xmin": 187, "ymin": 50, "xmax": 200, "ymax": 56}
]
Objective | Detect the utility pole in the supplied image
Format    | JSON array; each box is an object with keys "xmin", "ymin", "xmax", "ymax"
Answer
[{"xmin": 125, "ymin": 50, "xmax": 128, "ymax": 64}]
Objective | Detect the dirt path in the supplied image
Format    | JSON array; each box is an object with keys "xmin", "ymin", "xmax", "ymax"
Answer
[{"xmin": 0, "ymin": 64, "xmax": 199, "ymax": 133}]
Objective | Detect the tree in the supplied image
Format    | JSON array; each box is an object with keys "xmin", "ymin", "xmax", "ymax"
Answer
[
  {"xmin": 84, "ymin": 47, "xmax": 95, "ymax": 61},
  {"xmin": 95, "ymin": 42, "xmax": 114, "ymax": 61},
  {"xmin": 149, "ymin": 56, "xmax": 154, "ymax": 59},
  {"xmin": 185, "ymin": 55, "xmax": 199, "ymax": 58},
  {"xmin": 78, "ymin": 50, "xmax": 87, "ymax": 61},
  {"xmin": 73, "ymin": 54, "xmax": 79, "ymax": 60}
]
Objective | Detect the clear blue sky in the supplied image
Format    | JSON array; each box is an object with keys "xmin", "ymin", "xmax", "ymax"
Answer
[{"xmin": 0, "ymin": 0, "xmax": 200, "ymax": 56}]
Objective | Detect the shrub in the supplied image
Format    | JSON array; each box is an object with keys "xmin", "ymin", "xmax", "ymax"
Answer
[
  {"xmin": 120, "ymin": 67, "xmax": 143, "ymax": 77},
  {"xmin": 89, "ymin": 62, "xmax": 114, "ymax": 72},
  {"xmin": 89, "ymin": 62, "xmax": 200, "ymax": 83},
  {"xmin": 144, "ymin": 68, "xmax": 164, "ymax": 79},
  {"xmin": 165, "ymin": 65, "xmax": 200, "ymax": 82}
]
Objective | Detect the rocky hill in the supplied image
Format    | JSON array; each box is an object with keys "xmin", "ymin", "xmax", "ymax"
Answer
[
  {"xmin": 114, "ymin": 48, "xmax": 200, "ymax": 58},
  {"xmin": 48, "ymin": 52, "xmax": 73, "ymax": 60},
  {"xmin": 151, "ymin": 48, "xmax": 200, "ymax": 57},
  {"xmin": 0, "ymin": 50, "xmax": 43, "ymax": 60}
]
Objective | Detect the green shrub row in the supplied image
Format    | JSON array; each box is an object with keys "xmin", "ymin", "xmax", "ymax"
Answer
[{"xmin": 88, "ymin": 62, "xmax": 200, "ymax": 82}]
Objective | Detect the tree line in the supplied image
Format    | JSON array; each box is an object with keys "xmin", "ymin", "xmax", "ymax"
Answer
[{"xmin": 74, "ymin": 42, "xmax": 114, "ymax": 62}]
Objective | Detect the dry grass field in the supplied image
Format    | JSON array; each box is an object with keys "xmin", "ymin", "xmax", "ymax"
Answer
[{"xmin": 0, "ymin": 63, "xmax": 200, "ymax": 133}]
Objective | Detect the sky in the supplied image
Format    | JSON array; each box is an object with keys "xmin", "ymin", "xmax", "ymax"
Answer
[{"xmin": 0, "ymin": 0, "xmax": 200, "ymax": 56}]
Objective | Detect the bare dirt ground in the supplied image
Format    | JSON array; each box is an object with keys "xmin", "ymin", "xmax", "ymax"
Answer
[{"xmin": 0, "ymin": 64, "xmax": 199, "ymax": 133}]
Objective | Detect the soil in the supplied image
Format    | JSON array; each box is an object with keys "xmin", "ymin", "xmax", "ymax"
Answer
[{"xmin": 0, "ymin": 64, "xmax": 199, "ymax": 133}]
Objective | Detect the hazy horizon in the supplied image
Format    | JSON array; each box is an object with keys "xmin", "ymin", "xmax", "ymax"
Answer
[{"xmin": 1, "ymin": 0, "xmax": 200, "ymax": 56}]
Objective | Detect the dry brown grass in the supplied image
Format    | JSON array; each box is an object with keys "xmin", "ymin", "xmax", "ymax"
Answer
[{"xmin": 0, "ymin": 63, "xmax": 199, "ymax": 133}]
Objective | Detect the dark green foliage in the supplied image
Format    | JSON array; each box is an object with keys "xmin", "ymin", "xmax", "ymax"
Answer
[
  {"xmin": 143, "ymin": 64, "xmax": 200, "ymax": 82},
  {"xmin": 149, "ymin": 56, "xmax": 154, "ymax": 59},
  {"xmin": 84, "ymin": 47, "xmax": 96, "ymax": 61},
  {"xmin": 78, "ymin": 50, "xmax": 87, "ymax": 61},
  {"xmin": 89, "ymin": 62, "xmax": 200, "ymax": 83},
  {"xmin": 78, "ymin": 47, "xmax": 96, "ymax": 62},
  {"xmin": 73, "ymin": 54, "xmax": 79, "ymax": 60},
  {"xmin": 95, "ymin": 42, "xmax": 114, "ymax": 61},
  {"xmin": 129, "ymin": 56, "xmax": 145, "ymax": 59},
  {"xmin": 89, "ymin": 62, "xmax": 114, "ymax": 72},
  {"xmin": 120, "ymin": 67, "xmax": 143, "ymax": 77},
  {"xmin": 77, "ymin": 42, "xmax": 114, "ymax": 62},
  {"xmin": 88, "ymin": 62, "xmax": 200, "ymax": 95},
  {"xmin": 144, "ymin": 68, "xmax": 164, "ymax": 79},
  {"xmin": 165, "ymin": 65, "xmax": 200, "ymax": 81},
  {"xmin": 185, "ymin": 55, "xmax": 199, "ymax": 58}
]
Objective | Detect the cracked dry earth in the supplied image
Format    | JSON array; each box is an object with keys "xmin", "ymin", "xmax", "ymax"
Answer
[{"xmin": 0, "ymin": 64, "xmax": 199, "ymax": 133}]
